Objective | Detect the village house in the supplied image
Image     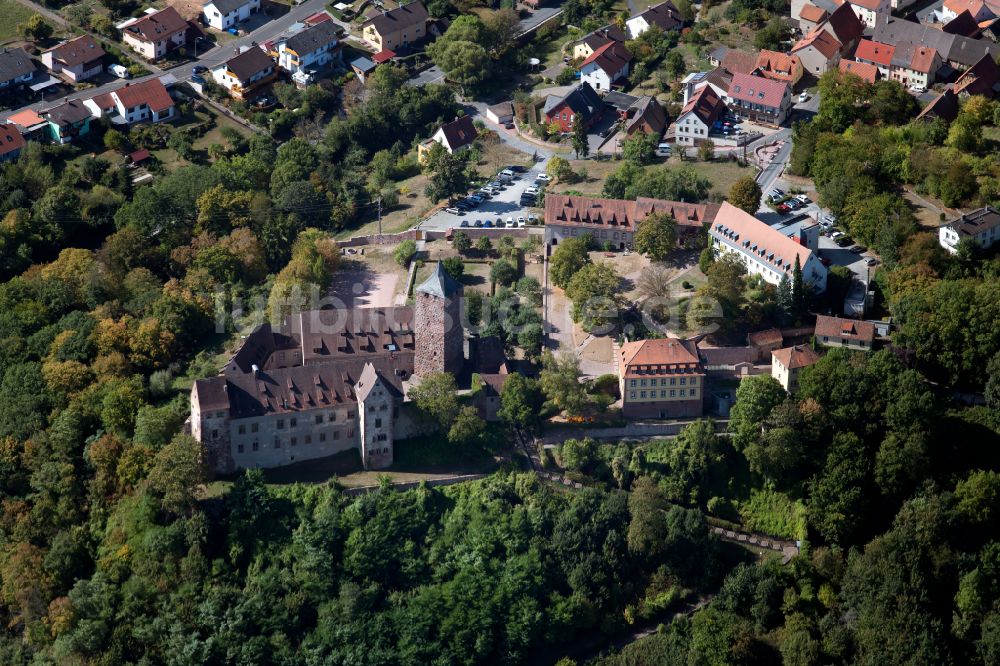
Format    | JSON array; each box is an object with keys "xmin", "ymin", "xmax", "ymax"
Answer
[
  {"xmin": 796, "ymin": 3, "xmax": 830, "ymax": 32},
  {"xmin": 815, "ymin": 315, "xmax": 876, "ymax": 350},
  {"xmin": 771, "ymin": 345, "xmax": 820, "ymax": 392},
  {"xmin": 202, "ymin": 0, "xmax": 261, "ymax": 31},
  {"xmin": 626, "ymin": 1, "xmax": 684, "ymax": 38},
  {"xmin": 107, "ymin": 78, "xmax": 176, "ymax": 124},
  {"xmin": 191, "ymin": 263, "xmax": 466, "ymax": 474},
  {"xmin": 211, "ymin": 46, "xmax": 277, "ymax": 99},
  {"xmin": 276, "ymin": 20, "xmax": 342, "ymax": 75},
  {"xmin": 841, "ymin": 0, "xmax": 890, "ymax": 29},
  {"xmin": 872, "ymin": 18, "xmax": 999, "ymax": 72},
  {"xmin": 939, "ymin": 206, "xmax": 1000, "ymax": 253},
  {"xmin": 41, "ymin": 36, "xmax": 105, "ymax": 83},
  {"xmin": 755, "ymin": 50, "xmax": 804, "ymax": 86},
  {"xmin": 838, "ymin": 59, "xmax": 880, "ymax": 82},
  {"xmin": 41, "ymin": 99, "xmax": 92, "ymax": 144},
  {"xmin": 473, "ymin": 370, "xmax": 509, "ymax": 422},
  {"xmin": 418, "ymin": 115, "xmax": 478, "ymax": 163},
  {"xmin": 5, "ymin": 109, "xmax": 48, "ymax": 142},
  {"xmin": 725, "ymin": 72, "xmax": 792, "ymax": 125},
  {"xmin": 938, "ymin": 0, "xmax": 998, "ymax": 23},
  {"xmin": 681, "ymin": 67, "xmax": 733, "ymax": 104},
  {"xmin": 580, "ymin": 41, "xmax": 632, "ymax": 92},
  {"xmin": 791, "ymin": 28, "xmax": 842, "ymax": 76},
  {"xmin": 0, "ymin": 124, "xmax": 25, "ymax": 163},
  {"xmin": 916, "ymin": 89, "xmax": 960, "ymax": 121},
  {"xmin": 572, "ymin": 25, "xmax": 628, "ymax": 60},
  {"xmin": 820, "ymin": 3, "xmax": 865, "ymax": 54},
  {"xmin": 941, "ymin": 10, "xmax": 984, "ymax": 37},
  {"xmin": 120, "ymin": 7, "xmax": 188, "ymax": 62},
  {"xmin": 674, "ymin": 85, "xmax": 726, "ymax": 145},
  {"xmin": 618, "ymin": 337, "xmax": 706, "ymax": 419},
  {"xmin": 486, "ymin": 101, "xmax": 514, "ymax": 125},
  {"xmin": 361, "ymin": 2, "xmax": 428, "ymax": 52},
  {"xmin": 622, "ymin": 96, "xmax": 667, "ymax": 137},
  {"xmin": 953, "ymin": 53, "xmax": 1000, "ymax": 96},
  {"xmin": 0, "ymin": 48, "xmax": 36, "ymax": 89},
  {"xmin": 543, "ymin": 82, "xmax": 605, "ymax": 133},
  {"xmin": 889, "ymin": 44, "xmax": 940, "ymax": 90},
  {"xmin": 709, "ymin": 201, "xmax": 828, "ymax": 292},
  {"xmin": 719, "ymin": 49, "xmax": 759, "ymax": 75},
  {"xmin": 544, "ymin": 193, "xmax": 720, "ymax": 249},
  {"xmin": 854, "ymin": 39, "xmax": 895, "ymax": 79}
]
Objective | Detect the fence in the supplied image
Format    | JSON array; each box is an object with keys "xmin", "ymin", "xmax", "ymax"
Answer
[{"xmin": 341, "ymin": 473, "xmax": 487, "ymax": 496}]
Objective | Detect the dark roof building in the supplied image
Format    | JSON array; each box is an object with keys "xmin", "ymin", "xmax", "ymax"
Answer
[
  {"xmin": 41, "ymin": 99, "xmax": 91, "ymax": 127},
  {"xmin": 123, "ymin": 7, "xmax": 188, "ymax": 43},
  {"xmin": 284, "ymin": 20, "xmax": 341, "ymax": 55},
  {"xmin": 42, "ymin": 35, "xmax": 105, "ymax": 69},
  {"xmin": 362, "ymin": 2, "xmax": 429, "ymax": 36},
  {"xmin": 954, "ymin": 53, "xmax": 1000, "ymax": 96},
  {"xmin": 0, "ymin": 48, "xmax": 36, "ymax": 86},
  {"xmin": 220, "ymin": 47, "xmax": 274, "ymax": 82},
  {"xmin": 916, "ymin": 88, "xmax": 960, "ymax": 121}
]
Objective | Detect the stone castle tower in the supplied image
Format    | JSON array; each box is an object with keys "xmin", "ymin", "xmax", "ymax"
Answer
[{"xmin": 414, "ymin": 261, "xmax": 464, "ymax": 376}]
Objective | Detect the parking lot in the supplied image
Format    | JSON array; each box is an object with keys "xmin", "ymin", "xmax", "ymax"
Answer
[{"xmin": 416, "ymin": 160, "xmax": 550, "ymax": 232}]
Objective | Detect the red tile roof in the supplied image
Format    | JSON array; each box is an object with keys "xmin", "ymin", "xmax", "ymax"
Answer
[
  {"xmin": 436, "ymin": 115, "xmax": 477, "ymax": 150},
  {"xmin": 905, "ymin": 46, "xmax": 938, "ymax": 73},
  {"xmin": 620, "ymin": 337, "xmax": 702, "ymax": 371},
  {"xmin": 711, "ymin": 201, "xmax": 815, "ymax": 274},
  {"xmin": 756, "ymin": 50, "xmax": 801, "ymax": 82},
  {"xmin": 799, "ymin": 3, "xmax": 829, "ymax": 22},
  {"xmin": 814, "ymin": 315, "xmax": 876, "ymax": 342},
  {"xmin": 582, "ymin": 40, "xmax": 632, "ymax": 74},
  {"xmin": 748, "ymin": 328, "xmax": 783, "ymax": 346},
  {"xmin": 792, "ymin": 28, "xmax": 842, "ymax": 59},
  {"xmin": 372, "ymin": 48, "xmax": 396, "ymax": 63},
  {"xmin": 679, "ymin": 84, "xmax": 726, "ymax": 127},
  {"xmin": 839, "ymin": 59, "xmax": 879, "ymax": 82},
  {"xmin": 113, "ymin": 78, "xmax": 174, "ymax": 113},
  {"xmin": 847, "ymin": 0, "xmax": 883, "ymax": 11},
  {"xmin": 727, "ymin": 72, "xmax": 790, "ymax": 110},
  {"xmin": 855, "ymin": 39, "xmax": 895, "ymax": 66},
  {"xmin": 772, "ymin": 344, "xmax": 820, "ymax": 370},
  {"xmin": 0, "ymin": 124, "xmax": 25, "ymax": 157},
  {"xmin": 43, "ymin": 35, "xmax": 105, "ymax": 68},
  {"xmin": 545, "ymin": 194, "xmax": 719, "ymax": 232},
  {"xmin": 720, "ymin": 49, "xmax": 759, "ymax": 75}
]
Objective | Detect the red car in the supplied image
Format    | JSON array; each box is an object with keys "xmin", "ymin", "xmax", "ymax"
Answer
[
  {"xmin": 777, "ymin": 204, "xmax": 791, "ymax": 213},
  {"xmin": 820, "ymin": 256, "xmax": 832, "ymax": 266}
]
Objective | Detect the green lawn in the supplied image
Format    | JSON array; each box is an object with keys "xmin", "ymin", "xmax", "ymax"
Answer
[{"xmin": 0, "ymin": 0, "xmax": 38, "ymax": 41}]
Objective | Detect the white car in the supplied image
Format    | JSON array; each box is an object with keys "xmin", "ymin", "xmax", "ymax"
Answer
[
  {"xmin": 798, "ymin": 92, "xmax": 809, "ymax": 103},
  {"xmin": 535, "ymin": 173, "xmax": 551, "ymax": 182},
  {"xmin": 525, "ymin": 186, "xmax": 539, "ymax": 195},
  {"xmin": 831, "ymin": 231, "xmax": 845, "ymax": 240}
]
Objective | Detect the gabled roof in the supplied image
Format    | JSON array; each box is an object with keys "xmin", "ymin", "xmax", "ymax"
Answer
[
  {"xmin": 624, "ymin": 95, "xmax": 667, "ymax": 135},
  {"xmin": 710, "ymin": 201, "xmax": 816, "ymax": 275},
  {"xmin": 946, "ymin": 206, "xmax": 1000, "ymax": 237},
  {"xmin": 916, "ymin": 88, "xmax": 960, "ymax": 121},
  {"xmin": 872, "ymin": 17, "xmax": 1000, "ymax": 68},
  {"xmin": 894, "ymin": 45, "xmax": 938, "ymax": 73},
  {"xmin": 792, "ymin": 27, "xmax": 842, "ymax": 59},
  {"xmin": 954, "ymin": 52, "xmax": 1000, "ymax": 95},
  {"xmin": 204, "ymin": 0, "xmax": 254, "ymax": 15},
  {"xmin": 799, "ymin": 2, "xmax": 830, "ymax": 23},
  {"xmin": 0, "ymin": 48, "xmax": 36, "ymax": 84},
  {"xmin": 772, "ymin": 345, "xmax": 820, "ymax": 370},
  {"xmin": 581, "ymin": 40, "xmax": 632, "ymax": 74},
  {"xmin": 283, "ymin": 20, "xmax": 340, "ymax": 54},
  {"xmin": 122, "ymin": 7, "xmax": 187, "ymax": 42},
  {"xmin": 943, "ymin": 9, "xmax": 983, "ymax": 36},
  {"xmin": 41, "ymin": 99, "xmax": 91, "ymax": 127},
  {"xmin": 582, "ymin": 24, "xmax": 628, "ymax": 51},
  {"xmin": 748, "ymin": 328, "xmax": 783, "ymax": 346},
  {"xmin": 416, "ymin": 261, "xmax": 462, "ymax": 298},
  {"xmin": 839, "ymin": 59, "xmax": 879, "ymax": 82},
  {"xmin": 823, "ymin": 2, "xmax": 864, "ymax": 46},
  {"xmin": 720, "ymin": 49, "xmax": 759, "ymax": 75},
  {"xmin": 112, "ymin": 78, "xmax": 174, "ymax": 113},
  {"xmin": 0, "ymin": 124, "xmax": 25, "ymax": 157},
  {"xmin": 814, "ymin": 315, "xmax": 876, "ymax": 342},
  {"xmin": 702, "ymin": 66, "xmax": 734, "ymax": 90},
  {"xmin": 756, "ymin": 50, "xmax": 801, "ymax": 81},
  {"xmin": 435, "ymin": 115, "xmax": 477, "ymax": 151},
  {"xmin": 355, "ymin": 362, "xmax": 399, "ymax": 402},
  {"xmin": 727, "ymin": 72, "xmax": 789, "ymax": 109},
  {"xmin": 43, "ymin": 35, "xmax": 105, "ymax": 68},
  {"xmin": 855, "ymin": 38, "xmax": 895, "ymax": 66},
  {"xmin": 679, "ymin": 84, "xmax": 726, "ymax": 126},
  {"xmin": 633, "ymin": 0, "xmax": 684, "ymax": 31},
  {"xmin": 942, "ymin": 0, "xmax": 991, "ymax": 17},
  {"xmin": 847, "ymin": 0, "xmax": 883, "ymax": 11},
  {"xmin": 362, "ymin": 1, "xmax": 428, "ymax": 35},
  {"xmin": 545, "ymin": 194, "xmax": 718, "ymax": 231},
  {"xmin": 544, "ymin": 82, "xmax": 604, "ymax": 122},
  {"xmin": 218, "ymin": 46, "xmax": 273, "ymax": 82},
  {"xmin": 620, "ymin": 337, "xmax": 701, "ymax": 370}
]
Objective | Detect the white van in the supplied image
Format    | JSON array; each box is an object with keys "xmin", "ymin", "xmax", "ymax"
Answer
[
  {"xmin": 655, "ymin": 143, "xmax": 672, "ymax": 157},
  {"xmin": 108, "ymin": 64, "xmax": 130, "ymax": 79}
]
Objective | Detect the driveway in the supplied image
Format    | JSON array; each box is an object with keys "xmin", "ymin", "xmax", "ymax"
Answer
[{"xmin": 408, "ymin": 65, "xmax": 446, "ymax": 86}]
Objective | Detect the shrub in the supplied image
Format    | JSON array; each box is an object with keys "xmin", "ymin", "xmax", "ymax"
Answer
[{"xmin": 394, "ymin": 239, "xmax": 417, "ymax": 267}]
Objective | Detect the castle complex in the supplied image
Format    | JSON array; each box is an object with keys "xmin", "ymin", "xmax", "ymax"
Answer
[{"xmin": 190, "ymin": 262, "xmax": 464, "ymax": 475}]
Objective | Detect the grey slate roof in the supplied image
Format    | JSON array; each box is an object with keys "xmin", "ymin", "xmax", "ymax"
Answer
[
  {"xmin": 416, "ymin": 261, "xmax": 462, "ymax": 298},
  {"xmin": 0, "ymin": 48, "xmax": 36, "ymax": 84},
  {"xmin": 204, "ymin": 0, "xmax": 253, "ymax": 15},
  {"xmin": 220, "ymin": 46, "xmax": 273, "ymax": 81},
  {"xmin": 42, "ymin": 99, "xmax": 91, "ymax": 127},
  {"xmin": 351, "ymin": 56, "xmax": 376, "ymax": 72},
  {"xmin": 543, "ymin": 82, "xmax": 604, "ymax": 123},
  {"xmin": 283, "ymin": 20, "xmax": 340, "ymax": 55},
  {"xmin": 872, "ymin": 18, "xmax": 999, "ymax": 68}
]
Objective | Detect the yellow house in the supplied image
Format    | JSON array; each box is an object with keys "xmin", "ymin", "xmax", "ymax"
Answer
[
  {"xmin": 572, "ymin": 25, "xmax": 628, "ymax": 61},
  {"xmin": 361, "ymin": 2, "xmax": 428, "ymax": 52}
]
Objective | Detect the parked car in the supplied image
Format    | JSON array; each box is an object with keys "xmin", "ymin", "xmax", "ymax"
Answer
[
  {"xmin": 484, "ymin": 219, "xmax": 494, "ymax": 227},
  {"xmin": 865, "ymin": 257, "xmax": 879, "ymax": 266},
  {"xmin": 850, "ymin": 245, "xmax": 866, "ymax": 254},
  {"xmin": 500, "ymin": 169, "xmax": 515, "ymax": 179},
  {"xmin": 795, "ymin": 194, "xmax": 811, "ymax": 204},
  {"xmin": 504, "ymin": 122, "xmax": 515, "ymax": 129},
  {"xmin": 506, "ymin": 217, "xmax": 514, "ymax": 226},
  {"xmin": 777, "ymin": 204, "xmax": 791, "ymax": 214},
  {"xmin": 830, "ymin": 231, "xmax": 844, "ymax": 239},
  {"xmin": 786, "ymin": 199, "xmax": 801, "ymax": 210},
  {"xmin": 108, "ymin": 64, "xmax": 130, "ymax": 79},
  {"xmin": 445, "ymin": 207, "xmax": 462, "ymax": 215},
  {"xmin": 192, "ymin": 65, "xmax": 208, "ymax": 75},
  {"xmin": 536, "ymin": 173, "xmax": 551, "ymax": 182},
  {"xmin": 525, "ymin": 186, "xmax": 539, "ymax": 195},
  {"xmin": 460, "ymin": 220, "xmax": 469, "ymax": 227},
  {"xmin": 820, "ymin": 256, "xmax": 832, "ymax": 266},
  {"xmin": 517, "ymin": 216, "xmax": 526, "ymax": 225},
  {"xmin": 527, "ymin": 214, "xmax": 539, "ymax": 224},
  {"xmin": 474, "ymin": 220, "xmax": 484, "ymax": 227}
]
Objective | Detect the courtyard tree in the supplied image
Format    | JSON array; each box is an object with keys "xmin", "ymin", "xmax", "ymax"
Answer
[
  {"xmin": 728, "ymin": 176, "xmax": 763, "ymax": 215},
  {"xmin": 448, "ymin": 405, "xmax": 485, "ymax": 445},
  {"xmin": 453, "ymin": 230, "xmax": 472, "ymax": 254},
  {"xmin": 490, "ymin": 258, "xmax": 517, "ymax": 287},
  {"xmin": 394, "ymin": 239, "xmax": 417, "ymax": 267},
  {"xmin": 633, "ymin": 212, "xmax": 678, "ymax": 260},
  {"xmin": 409, "ymin": 371, "xmax": 460, "ymax": 430},
  {"xmin": 499, "ymin": 374, "xmax": 545, "ymax": 431},
  {"xmin": 728, "ymin": 374, "xmax": 786, "ymax": 452},
  {"xmin": 549, "ymin": 235, "xmax": 592, "ymax": 288},
  {"xmin": 425, "ymin": 151, "xmax": 470, "ymax": 203},
  {"xmin": 566, "ymin": 262, "xmax": 622, "ymax": 332},
  {"xmin": 475, "ymin": 236, "xmax": 493, "ymax": 254},
  {"xmin": 697, "ymin": 139, "xmax": 716, "ymax": 162},
  {"xmin": 540, "ymin": 352, "xmax": 589, "ymax": 416},
  {"xmin": 18, "ymin": 14, "xmax": 53, "ymax": 41}
]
